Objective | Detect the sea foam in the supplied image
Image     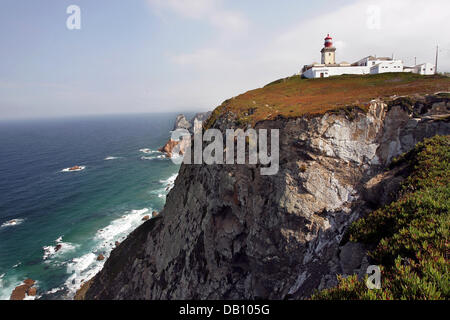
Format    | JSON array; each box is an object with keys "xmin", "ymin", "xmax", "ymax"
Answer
[
  {"xmin": 42, "ymin": 236, "xmax": 78, "ymax": 261},
  {"xmin": 141, "ymin": 155, "xmax": 166, "ymax": 161},
  {"xmin": 62, "ymin": 208, "xmax": 153, "ymax": 298},
  {"xmin": 154, "ymin": 173, "xmax": 178, "ymax": 198},
  {"xmin": 61, "ymin": 166, "xmax": 86, "ymax": 173},
  {"xmin": 139, "ymin": 148, "xmax": 157, "ymax": 154},
  {"xmin": 1, "ymin": 218, "xmax": 25, "ymax": 228}
]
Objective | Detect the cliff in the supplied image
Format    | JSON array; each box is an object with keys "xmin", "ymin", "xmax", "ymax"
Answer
[{"xmin": 84, "ymin": 74, "xmax": 449, "ymax": 299}]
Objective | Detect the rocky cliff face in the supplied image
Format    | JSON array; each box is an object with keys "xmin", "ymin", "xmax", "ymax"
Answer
[{"xmin": 85, "ymin": 94, "xmax": 449, "ymax": 300}]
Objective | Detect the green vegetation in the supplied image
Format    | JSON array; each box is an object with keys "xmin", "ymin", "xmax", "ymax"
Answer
[
  {"xmin": 205, "ymin": 73, "xmax": 450, "ymax": 128},
  {"xmin": 312, "ymin": 135, "xmax": 450, "ymax": 300}
]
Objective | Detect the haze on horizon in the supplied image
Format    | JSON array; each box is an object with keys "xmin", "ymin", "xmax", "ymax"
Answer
[{"xmin": 0, "ymin": 0, "xmax": 449, "ymax": 120}]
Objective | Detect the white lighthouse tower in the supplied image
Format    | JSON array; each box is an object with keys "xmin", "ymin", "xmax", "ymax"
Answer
[{"xmin": 321, "ymin": 34, "xmax": 336, "ymax": 65}]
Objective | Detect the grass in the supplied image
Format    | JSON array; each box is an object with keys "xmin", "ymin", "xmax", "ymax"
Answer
[
  {"xmin": 205, "ymin": 73, "xmax": 450, "ymax": 128},
  {"xmin": 311, "ymin": 135, "xmax": 450, "ymax": 300}
]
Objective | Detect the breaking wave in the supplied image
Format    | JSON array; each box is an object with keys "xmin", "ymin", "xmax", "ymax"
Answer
[
  {"xmin": 141, "ymin": 155, "xmax": 166, "ymax": 161},
  {"xmin": 139, "ymin": 148, "xmax": 159, "ymax": 154},
  {"xmin": 61, "ymin": 208, "xmax": 153, "ymax": 298},
  {"xmin": 42, "ymin": 236, "xmax": 78, "ymax": 261}
]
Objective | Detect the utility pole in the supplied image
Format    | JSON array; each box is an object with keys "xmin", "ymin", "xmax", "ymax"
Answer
[
  {"xmin": 435, "ymin": 45, "xmax": 438, "ymax": 75},
  {"xmin": 414, "ymin": 57, "xmax": 417, "ymax": 65}
]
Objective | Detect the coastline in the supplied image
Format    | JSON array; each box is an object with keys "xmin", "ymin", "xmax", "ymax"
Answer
[{"xmin": 0, "ymin": 114, "xmax": 182, "ymax": 300}]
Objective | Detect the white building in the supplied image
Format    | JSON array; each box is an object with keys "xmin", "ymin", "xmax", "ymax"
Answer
[
  {"xmin": 301, "ymin": 35, "xmax": 436, "ymax": 79},
  {"xmin": 302, "ymin": 65, "xmax": 369, "ymax": 79},
  {"xmin": 370, "ymin": 59, "xmax": 404, "ymax": 74},
  {"xmin": 413, "ymin": 62, "xmax": 435, "ymax": 75}
]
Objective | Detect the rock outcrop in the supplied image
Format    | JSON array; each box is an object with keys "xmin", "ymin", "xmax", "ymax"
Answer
[
  {"xmin": 85, "ymin": 94, "xmax": 449, "ymax": 300},
  {"xmin": 160, "ymin": 112, "xmax": 212, "ymax": 158},
  {"xmin": 10, "ymin": 279, "xmax": 37, "ymax": 300},
  {"xmin": 158, "ymin": 139, "xmax": 181, "ymax": 158},
  {"xmin": 173, "ymin": 114, "xmax": 192, "ymax": 131}
]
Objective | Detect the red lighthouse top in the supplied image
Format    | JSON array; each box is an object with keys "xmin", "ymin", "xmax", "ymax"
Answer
[{"xmin": 324, "ymin": 34, "xmax": 333, "ymax": 48}]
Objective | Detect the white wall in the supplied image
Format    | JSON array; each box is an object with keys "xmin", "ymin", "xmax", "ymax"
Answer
[
  {"xmin": 370, "ymin": 60, "xmax": 404, "ymax": 74},
  {"xmin": 302, "ymin": 59, "xmax": 436, "ymax": 78},
  {"xmin": 303, "ymin": 66, "xmax": 370, "ymax": 78},
  {"xmin": 414, "ymin": 63, "xmax": 435, "ymax": 75}
]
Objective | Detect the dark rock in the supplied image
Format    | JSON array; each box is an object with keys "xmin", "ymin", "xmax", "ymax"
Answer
[{"xmin": 339, "ymin": 242, "xmax": 366, "ymax": 275}]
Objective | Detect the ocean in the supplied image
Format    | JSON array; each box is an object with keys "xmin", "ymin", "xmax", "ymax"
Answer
[{"xmin": 0, "ymin": 113, "xmax": 185, "ymax": 299}]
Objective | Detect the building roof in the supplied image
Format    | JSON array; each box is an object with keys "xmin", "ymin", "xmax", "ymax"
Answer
[{"xmin": 370, "ymin": 57, "xmax": 393, "ymax": 61}]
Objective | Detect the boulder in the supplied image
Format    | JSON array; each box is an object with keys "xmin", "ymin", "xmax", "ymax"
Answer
[
  {"xmin": 97, "ymin": 254, "xmax": 105, "ymax": 261},
  {"xmin": 55, "ymin": 244, "xmax": 62, "ymax": 252},
  {"xmin": 10, "ymin": 284, "xmax": 29, "ymax": 300},
  {"xmin": 152, "ymin": 211, "xmax": 159, "ymax": 218},
  {"xmin": 142, "ymin": 215, "xmax": 150, "ymax": 221},
  {"xmin": 27, "ymin": 287, "xmax": 37, "ymax": 296},
  {"xmin": 23, "ymin": 279, "xmax": 35, "ymax": 287},
  {"xmin": 115, "ymin": 241, "xmax": 120, "ymax": 247}
]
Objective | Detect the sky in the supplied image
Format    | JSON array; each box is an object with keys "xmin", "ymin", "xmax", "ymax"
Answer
[{"xmin": 0, "ymin": 0, "xmax": 449, "ymax": 120}]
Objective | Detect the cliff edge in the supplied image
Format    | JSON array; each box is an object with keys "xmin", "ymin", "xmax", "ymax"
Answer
[{"xmin": 83, "ymin": 74, "xmax": 449, "ymax": 299}]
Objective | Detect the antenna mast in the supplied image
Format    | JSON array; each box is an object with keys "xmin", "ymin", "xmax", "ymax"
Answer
[{"xmin": 435, "ymin": 45, "xmax": 438, "ymax": 75}]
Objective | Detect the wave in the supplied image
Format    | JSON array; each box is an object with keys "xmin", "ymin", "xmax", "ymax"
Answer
[
  {"xmin": 42, "ymin": 236, "xmax": 78, "ymax": 261},
  {"xmin": 139, "ymin": 147, "xmax": 166, "ymax": 161},
  {"xmin": 104, "ymin": 156, "xmax": 121, "ymax": 161},
  {"xmin": 160, "ymin": 174, "xmax": 177, "ymax": 190},
  {"xmin": 61, "ymin": 166, "xmax": 86, "ymax": 173},
  {"xmin": 152, "ymin": 173, "xmax": 178, "ymax": 198},
  {"xmin": 62, "ymin": 208, "xmax": 153, "ymax": 298},
  {"xmin": 139, "ymin": 148, "xmax": 158, "ymax": 154},
  {"xmin": 0, "ymin": 276, "xmax": 23, "ymax": 300},
  {"xmin": 1, "ymin": 218, "xmax": 25, "ymax": 228},
  {"xmin": 140, "ymin": 155, "xmax": 166, "ymax": 161}
]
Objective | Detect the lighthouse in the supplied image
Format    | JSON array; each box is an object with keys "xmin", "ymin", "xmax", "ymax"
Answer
[{"xmin": 321, "ymin": 34, "xmax": 336, "ymax": 65}]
